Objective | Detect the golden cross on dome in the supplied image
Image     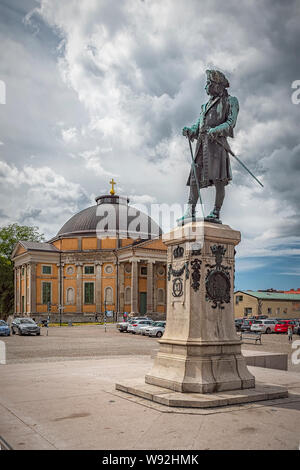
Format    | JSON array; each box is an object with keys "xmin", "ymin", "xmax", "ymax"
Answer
[{"xmin": 109, "ymin": 178, "xmax": 116, "ymax": 195}]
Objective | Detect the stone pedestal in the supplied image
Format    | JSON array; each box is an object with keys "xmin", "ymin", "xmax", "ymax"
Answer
[{"xmin": 145, "ymin": 221, "xmax": 255, "ymax": 393}]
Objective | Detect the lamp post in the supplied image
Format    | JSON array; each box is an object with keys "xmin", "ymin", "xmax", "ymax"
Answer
[{"xmin": 104, "ymin": 291, "xmax": 107, "ymax": 333}]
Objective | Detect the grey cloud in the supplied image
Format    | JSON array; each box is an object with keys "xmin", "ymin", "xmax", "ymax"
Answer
[
  {"xmin": 0, "ymin": 0, "xmax": 300, "ymax": 255},
  {"xmin": 18, "ymin": 207, "xmax": 42, "ymax": 224}
]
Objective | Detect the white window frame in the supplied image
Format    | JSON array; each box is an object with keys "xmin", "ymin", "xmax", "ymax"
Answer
[
  {"xmin": 41, "ymin": 281, "xmax": 52, "ymax": 305},
  {"xmin": 42, "ymin": 264, "xmax": 52, "ymax": 275},
  {"xmin": 84, "ymin": 265, "xmax": 95, "ymax": 275},
  {"xmin": 140, "ymin": 266, "xmax": 147, "ymax": 277},
  {"xmin": 84, "ymin": 281, "xmax": 95, "ymax": 305}
]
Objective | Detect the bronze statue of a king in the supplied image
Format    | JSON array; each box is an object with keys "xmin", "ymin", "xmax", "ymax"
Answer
[{"xmin": 180, "ymin": 69, "xmax": 239, "ymax": 224}]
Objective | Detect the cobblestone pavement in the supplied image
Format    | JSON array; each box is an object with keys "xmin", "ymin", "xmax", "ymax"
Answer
[{"xmin": 1, "ymin": 324, "xmax": 299, "ymax": 372}]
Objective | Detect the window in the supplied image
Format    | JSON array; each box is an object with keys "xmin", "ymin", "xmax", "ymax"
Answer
[
  {"xmin": 104, "ymin": 286, "xmax": 113, "ymax": 304},
  {"xmin": 42, "ymin": 265, "xmax": 52, "ymax": 275},
  {"xmin": 268, "ymin": 308, "xmax": 272, "ymax": 315},
  {"xmin": 22, "ymin": 267, "xmax": 25, "ymax": 276},
  {"xmin": 276, "ymin": 308, "xmax": 280, "ymax": 315},
  {"xmin": 84, "ymin": 265, "xmax": 94, "ymax": 275},
  {"xmin": 84, "ymin": 282, "xmax": 94, "ymax": 304},
  {"xmin": 244, "ymin": 307, "xmax": 252, "ymax": 316},
  {"xmin": 140, "ymin": 266, "xmax": 147, "ymax": 276},
  {"xmin": 236, "ymin": 295, "xmax": 243, "ymax": 304},
  {"xmin": 42, "ymin": 282, "xmax": 51, "ymax": 304}
]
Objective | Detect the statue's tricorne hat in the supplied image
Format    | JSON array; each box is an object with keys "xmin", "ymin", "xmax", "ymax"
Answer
[{"xmin": 206, "ymin": 69, "xmax": 230, "ymax": 88}]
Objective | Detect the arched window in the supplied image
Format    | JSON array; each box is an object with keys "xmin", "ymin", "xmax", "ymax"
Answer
[
  {"xmin": 125, "ymin": 286, "xmax": 131, "ymax": 304},
  {"xmin": 157, "ymin": 288, "xmax": 165, "ymax": 304},
  {"xmin": 66, "ymin": 287, "xmax": 75, "ymax": 304},
  {"xmin": 105, "ymin": 286, "xmax": 113, "ymax": 304}
]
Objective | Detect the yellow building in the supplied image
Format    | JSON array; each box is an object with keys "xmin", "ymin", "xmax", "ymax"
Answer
[
  {"xmin": 11, "ymin": 189, "xmax": 168, "ymax": 321},
  {"xmin": 234, "ymin": 290, "xmax": 300, "ymax": 319}
]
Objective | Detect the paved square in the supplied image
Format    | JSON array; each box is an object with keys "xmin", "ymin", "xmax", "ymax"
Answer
[{"xmin": 0, "ymin": 325, "xmax": 299, "ymax": 450}]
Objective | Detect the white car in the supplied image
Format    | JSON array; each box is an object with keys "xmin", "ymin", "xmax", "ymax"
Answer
[
  {"xmin": 128, "ymin": 319, "xmax": 154, "ymax": 334},
  {"xmin": 146, "ymin": 321, "xmax": 166, "ymax": 338},
  {"xmin": 139, "ymin": 322, "xmax": 156, "ymax": 335},
  {"xmin": 250, "ymin": 319, "xmax": 277, "ymax": 334}
]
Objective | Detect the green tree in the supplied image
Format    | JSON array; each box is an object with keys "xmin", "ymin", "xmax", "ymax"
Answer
[{"xmin": 0, "ymin": 223, "xmax": 45, "ymax": 319}]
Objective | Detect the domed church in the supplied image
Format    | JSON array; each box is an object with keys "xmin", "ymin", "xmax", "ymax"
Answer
[{"xmin": 11, "ymin": 181, "xmax": 167, "ymax": 321}]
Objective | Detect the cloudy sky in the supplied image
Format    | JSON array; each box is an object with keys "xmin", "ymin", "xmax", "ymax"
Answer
[{"xmin": 0, "ymin": 0, "xmax": 300, "ymax": 291}]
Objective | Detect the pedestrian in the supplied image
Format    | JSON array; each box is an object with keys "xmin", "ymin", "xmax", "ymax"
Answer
[{"xmin": 287, "ymin": 325, "xmax": 293, "ymax": 342}]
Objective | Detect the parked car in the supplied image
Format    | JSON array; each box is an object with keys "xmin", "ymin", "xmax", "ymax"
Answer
[
  {"xmin": 250, "ymin": 319, "xmax": 277, "ymax": 334},
  {"xmin": 116, "ymin": 317, "xmax": 150, "ymax": 333},
  {"xmin": 136, "ymin": 321, "xmax": 156, "ymax": 334},
  {"xmin": 147, "ymin": 321, "xmax": 166, "ymax": 338},
  {"xmin": 128, "ymin": 319, "xmax": 154, "ymax": 334},
  {"xmin": 274, "ymin": 320, "xmax": 295, "ymax": 334},
  {"xmin": 234, "ymin": 319, "xmax": 244, "ymax": 331},
  {"xmin": 0, "ymin": 320, "xmax": 10, "ymax": 336},
  {"xmin": 139, "ymin": 321, "xmax": 164, "ymax": 335},
  {"xmin": 139, "ymin": 321, "xmax": 157, "ymax": 335},
  {"xmin": 287, "ymin": 320, "xmax": 300, "ymax": 330},
  {"xmin": 240, "ymin": 319, "xmax": 253, "ymax": 332},
  {"xmin": 11, "ymin": 318, "xmax": 40, "ymax": 336}
]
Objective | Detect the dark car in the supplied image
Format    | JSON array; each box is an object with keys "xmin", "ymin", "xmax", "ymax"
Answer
[
  {"xmin": 240, "ymin": 319, "xmax": 253, "ymax": 332},
  {"xmin": 234, "ymin": 319, "xmax": 244, "ymax": 331},
  {"xmin": 11, "ymin": 318, "xmax": 40, "ymax": 336},
  {"xmin": 0, "ymin": 320, "xmax": 10, "ymax": 336}
]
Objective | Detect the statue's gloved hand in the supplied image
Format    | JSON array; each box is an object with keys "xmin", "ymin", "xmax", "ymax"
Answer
[
  {"xmin": 182, "ymin": 126, "xmax": 190, "ymax": 137},
  {"xmin": 182, "ymin": 127, "xmax": 195, "ymax": 141},
  {"xmin": 207, "ymin": 127, "xmax": 219, "ymax": 141}
]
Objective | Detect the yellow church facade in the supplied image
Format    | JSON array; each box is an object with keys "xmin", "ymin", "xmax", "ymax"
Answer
[{"xmin": 11, "ymin": 190, "xmax": 168, "ymax": 321}]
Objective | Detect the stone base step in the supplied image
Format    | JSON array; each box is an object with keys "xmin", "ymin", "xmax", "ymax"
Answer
[{"xmin": 116, "ymin": 379, "xmax": 288, "ymax": 408}]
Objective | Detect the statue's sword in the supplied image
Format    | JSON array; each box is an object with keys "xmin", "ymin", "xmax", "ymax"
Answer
[
  {"xmin": 212, "ymin": 136, "xmax": 264, "ymax": 188},
  {"xmin": 187, "ymin": 136, "xmax": 205, "ymax": 218}
]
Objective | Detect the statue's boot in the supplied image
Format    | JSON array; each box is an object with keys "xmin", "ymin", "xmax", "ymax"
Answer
[
  {"xmin": 177, "ymin": 204, "xmax": 196, "ymax": 225},
  {"xmin": 206, "ymin": 207, "xmax": 221, "ymax": 222}
]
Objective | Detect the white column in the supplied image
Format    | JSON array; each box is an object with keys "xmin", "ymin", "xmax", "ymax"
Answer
[
  {"xmin": 146, "ymin": 260, "xmax": 154, "ymax": 314},
  {"xmin": 76, "ymin": 263, "xmax": 83, "ymax": 313},
  {"xmin": 95, "ymin": 262, "xmax": 102, "ymax": 313},
  {"xmin": 14, "ymin": 267, "xmax": 17, "ymax": 314},
  {"xmin": 119, "ymin": 263, "xmax": 125, "ymax": 313},
  {"xmin": 130, "ymin": 259, "xmax": 139, "ymax": 314},
  {"xmin": 18, "ymin": 267, "xmax": 21, "ymax": 314},
  {"xmin": 30, "ymin": 263, "xmax": 37, "ymax": 314},
  {"xmin": 24, "ymin": 264, "xmax": 27, "ymax": 314}
]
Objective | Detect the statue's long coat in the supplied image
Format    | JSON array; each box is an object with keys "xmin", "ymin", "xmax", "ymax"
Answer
[{"xmin": 187, "ymin": 94, "xmax": 239, "ymax": 188}]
